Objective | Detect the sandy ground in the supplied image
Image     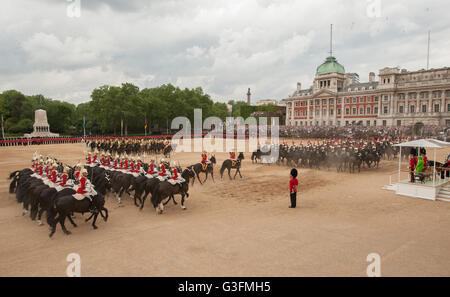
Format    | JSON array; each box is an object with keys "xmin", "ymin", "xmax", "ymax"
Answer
[{"xmin": 0, "ymin": 141, "xmax": 449, "ymax": 276}]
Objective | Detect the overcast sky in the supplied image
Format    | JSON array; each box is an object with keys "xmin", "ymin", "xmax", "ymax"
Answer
[{"xmin": 1, "ymin": 0, "xmax": 449, "ymax": 105}]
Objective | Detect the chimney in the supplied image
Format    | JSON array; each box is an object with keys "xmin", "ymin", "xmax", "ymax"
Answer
[
  {"xmin": 247, "ymin": 88, "xmax": 251, "ymax": 105},
  {"xmin": 297, "ymin": 82, "xmax": 302, "ymax": 92},
  {"xmin": 369, "ymin": 72, "xmax": 375, "ymax": 83}
]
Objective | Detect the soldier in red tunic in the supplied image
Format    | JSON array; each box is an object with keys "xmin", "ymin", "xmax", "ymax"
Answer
[
  {"xmin": 59, "ymin": 167, "xmax": 69, "ymax": 187},
  {"xmin": 159, "ymin": 162, "xmax": 167, "ymax": 177},
  {"xmin": 172, "ymin": 168, "xmax": 178, "ymax": 180},
  {"xmin": 147, "ymin": 160, "xmax": 156, "ymax": 175},
  {"xmin": 76, "ymin": 169, "xmax": 88, "ymax": 194}
]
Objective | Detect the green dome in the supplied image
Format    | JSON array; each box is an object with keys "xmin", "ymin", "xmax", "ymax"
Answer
[{"xmin": 316, "ymin": 56, "xmax": 345, "ymax": 75}]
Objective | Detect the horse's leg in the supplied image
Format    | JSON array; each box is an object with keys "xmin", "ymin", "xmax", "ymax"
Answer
[
  {"xmin": 196, "ymin": 171, "xmax": 203, "ymax": 185},
  {"xmin": 85, "ymin": 212, "xmax": 94, "ymax": 222},
  {"xmin": 180, "ymin": 194, "xmax": 187, "ymax": 210},
  {"xmin": 67, "ymin": 214, "xmax": 78, "ymax": 227},
  {"xmin": 228, "ymin": 167, "xmax": 232, "ymax": 180},
  {"xmin": 233, "ymin": 168, "xmax": 239, "ymax": 179},
  {"xmin": 203, "ymin": 171, "xmax": 208, "ymax": 184},
  {"xmin": 91, "ymin": 213, "xmax": 99, "ymax": 229},
  {"xmin": 211, "ymin": 170, "xmax": 215, "ymax": 183},
  {"xmin": 101, "ymin": 207, "xmax": 108, "ymax": 221},
  {"xmin": 171, "ymin": 195, "xmax": 177, "ymax": 205},
  {"xmin": 139, "ymin": 190, "xmax": 149, "ymax": 210},
  {"xmin": 163, "ymin": 196, "xmax": 173, "ymax": 206},
  {"xmin": 59, "ymin": 214, "xmax": 71, "ymax": 235},
  {"xmin": 237, "ymin": 167, "xmax": 243, "ymax": 178},
  {"xmin": 37, "ymin": 207, "xmax": 45, "ymax": 226}
]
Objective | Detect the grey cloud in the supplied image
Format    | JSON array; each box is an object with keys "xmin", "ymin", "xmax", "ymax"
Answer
[{"xmin": 0, "ymin": 0, "xmax": 449, "ymax": 104}]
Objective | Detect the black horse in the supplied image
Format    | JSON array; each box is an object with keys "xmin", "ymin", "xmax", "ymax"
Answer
[
  {"xmin": 150, "ymin": 168, "xmax": 195, "ymax": 214},
  {"xmin": 47, "ymin": 194, "xmax": 108, "ymax": 237},
  {"xmin": 220, "ymin": 153, "xmax": 244, "ymax": 180},
  {"xmin": 190, "ymin": 155, "xmax": 216, "ymax": 185}
]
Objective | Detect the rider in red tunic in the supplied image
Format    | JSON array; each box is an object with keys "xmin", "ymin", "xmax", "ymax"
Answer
[
  {"xmin": 60, "ymin": 171, "xmax": 68, "ymax": 187},
  {"xmin": 172, "ymin": 168, "xmax": 178, "ymax": 180},
  {"xmin": 147, "ymin": 162, "xmax": 155, "ymax": 175},
  {"xmin": 230, "ymin": 151, "xmax": 236, "ymax": 160},
  {"xmin": 77, "ymin": 170, "xmax": 88, "ymax": 194},
  {"xmin": 51, "ymin": 170, "xmax": 57, "ymax": 183},
  {"xmin": 159, "ymin": 163, "xmax": 167, "ymax": 177}
]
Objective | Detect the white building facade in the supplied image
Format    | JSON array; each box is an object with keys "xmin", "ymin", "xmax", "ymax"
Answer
[{"xmin": 284, "ymin": 56, "xmax": 450, "ymax": 127}]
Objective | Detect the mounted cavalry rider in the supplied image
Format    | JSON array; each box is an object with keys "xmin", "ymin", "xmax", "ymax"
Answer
[
  {"xmin": 86, "ymin": 152, "xmax": 92, "ymax": 165},
  {"xmin": 167, "ymin": 161, "xmax": 185, "ymax": 185},
  {"xmin": 74, "ymin": 168, "xmax": 97, "ymax": 212},
  {"xmin": 201, "ymin": 151, "xmax": 209, "ymax": 171},
  {"xmin": 229, "ymin": 149, "xmax": 238, "ymax": 166},
  {"xmin": 147, "ymin": 159, "xmax": 157, "ymax": 176},
  {"xmin": 159, "ymin": 159, "xmax": 168, "ymax": 177}
]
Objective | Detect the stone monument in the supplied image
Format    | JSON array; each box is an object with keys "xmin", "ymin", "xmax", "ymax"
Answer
[{"xmin": 24, "ymin": 109, "xmax": 59, "ymax": 138}]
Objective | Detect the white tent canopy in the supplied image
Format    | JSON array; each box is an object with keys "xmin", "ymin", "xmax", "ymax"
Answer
[
  {"xmin": 394, "ymin": 139, "xmax": 450, "ymax": 148},
  {"xmin": 394, "ymin": 139, "xmax": 450, "ymax": 186}
]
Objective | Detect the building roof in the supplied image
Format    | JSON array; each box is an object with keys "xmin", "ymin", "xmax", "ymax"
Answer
[
  {"xmin": 344, "ymin": 81, "xmax": 379, "ymax": 92},
  {"xmin": 316, "ymin": 56, "xmax": 345, "ymax": 75}
]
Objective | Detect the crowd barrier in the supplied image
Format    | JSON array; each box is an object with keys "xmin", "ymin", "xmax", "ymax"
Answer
[{"xmin": 0, "ymin": 133, "xmax": 260, "ymax": 146}]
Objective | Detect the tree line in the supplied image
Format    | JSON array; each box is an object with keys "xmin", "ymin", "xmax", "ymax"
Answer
[{"xmin": 0, "ymin": 83, "xmax": 281, "ymax": 136}]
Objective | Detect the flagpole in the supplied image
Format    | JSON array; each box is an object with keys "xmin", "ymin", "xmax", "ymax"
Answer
[
  {"xmin": 1, "ymin": 114, "xmax": 5, "ymax": 140},
  {"xmin": 145, "ymin": 114, "xmax": 147, "ymax": 137},
  {"xmin": 83, "ymin": 115, "xmax": 86, "ymax": 139}
]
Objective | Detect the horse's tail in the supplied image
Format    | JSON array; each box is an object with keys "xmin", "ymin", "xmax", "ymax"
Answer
[
  {"xmin": 9, "ymin": 175, "xmax": 19, "ymax": 194},
  {"xmin": 151, "ymin": 183, "xmax": 160, "ymax": 208},
  {"xmin": 220, "ymin": 163, "xmax": 226, "ymax": 177},
  {"xmin": 46, "ymin": 197, "xmax": 58, "ymax": 227},
  {"xmin": 9, "ymin": 170, "xmax": 19, "ymax": 180}
]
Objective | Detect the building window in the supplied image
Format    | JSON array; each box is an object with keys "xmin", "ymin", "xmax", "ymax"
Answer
[
  {"xmin": 422, "ymin": 105, "xmax": 427, "ymax": 113},
  {"xmin": 337, "ymin": 108, "xmax": 341, "ymax": 115},
  {"xmin": 383, "ymin": 120, "xmax": 387, "ymax": 126},
  {"xmin": 346, "ymin": 98, "xmax": 350, "ymax": 104},
  {"xmin": 384, "ymin": 95, "xmax": 389, "ymax": 101},
  {"xmin": 397, "ymin": 120, "xmax": 402, "ymax": 126},
  {"xmin": 447, "ymin": 104, "xmax": 450, "ymax": 112},
  {"xmin": 433, "ymin": 91, "xmax": 442, "ymax": 98},
  {"xmin": 367, "ymin": 97, "xmax": 371, "ymax": 103},
  {"xmin": 435, "ymin": 104, "xmax": 440, "ymax": 112},
  {"xmin": 323, "ymin": 109, "xmax": 327, "ymax": 116},
  {"xmin": 446, "ymin": 90, "xmax": 450, "ymax": 98},
  {"xmin": 337, "ymin": 121, "xmax": 341, "ymax": 127},
  {"xmin": 295, "ymin": 111, "xmax": 298, "ymax": 116},
  {"xmin": 359, "ymin": 97, "xmax": 364, "ymax": 103},
  {"xmin": 346, "ymin": 108, "xmax": 350, "ymax": 115},
  {"xmin": 322, "ymin": 99, "xmax": 327, "ymax": 105},
  {"xmin": 374, "ymin": 106, "xmax": 378, "ymax": 114},
  {"xmin": 399, "ymin": 106, "xmax": 404, "ymax": 113},
  {"xmin": 367, "ymin": 107, "xmax": 371, "ymax": 114},
  {"xmin": 337, "ymin": 99, "xmax": 342, "ymax": 104},
  {"xmin": 352, "ymin": 107, "xmax": 357, "ymax": 115},
  {"xmin": 367, "ymin": 120, "xmax": 370, "ymax": 126},
  {"xmin": 410, "ymin": 105, "xmax": 415, "ymax": 113},
  {"xmin": 383, "ymin": 106, "xmax": 388, "ymax": 114},
  {"xmin": 329, "ymin": 99, "xmax": 334, "ymax": 105},
  {"xmin": 316, "ymin": 100, "xmax": 320, "ymax": 105},
  {"xmin": 359, "ymin": 107, "xmax": 364, "ymax": 115},
  {"xmin": 330, "ymin": 109, "xmax": 334, "ymax": 116},
  {"xmin": 375, "ymin": 96, "xmax": 379, "ymax": 102},
  {"xmin": 327, "ymin": 80, "xmax": 330, "ymax": 87},
  {"xmin": 353, "ymin": 98, "xmax": 357, "ymax": 103}
]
